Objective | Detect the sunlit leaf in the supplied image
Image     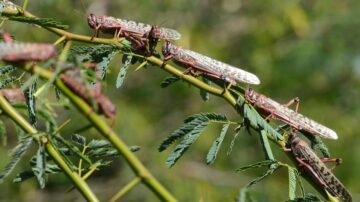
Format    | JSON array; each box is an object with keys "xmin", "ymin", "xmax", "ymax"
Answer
[
  {"xmin": 0, "ymin": 135, "xmax": 33, "ymax": 183},
  {"xmin": 116, "ymin": 55, "xmax": 132, "ymax": 88},
  {"xmin": 288, "ymin": 167, "xmax": 296, "ymax": 200},
  {"xmin": 206, "ymin": 123, "xmax": 229, "ymax": 165}
]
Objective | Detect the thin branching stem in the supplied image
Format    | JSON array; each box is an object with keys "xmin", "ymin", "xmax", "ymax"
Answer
[
  {"xmin": 1, "ymin": 5, "xmax": 330, "ymax": 200},
  {"xmin": 109, "ymin": 177, "xmax": 142, "ymax": 202},
  {"xmin": 0, "ymin": 94, "xmax": 99, "ymax": 202},
  {"xmin": 20, "ymin": 64, "xmax": 177, "ymax": 202}
]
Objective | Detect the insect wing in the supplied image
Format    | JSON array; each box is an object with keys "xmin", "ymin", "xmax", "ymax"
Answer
[
  {"xmin": 158, "ymin": 27, "xmax": 181, "ymax": 40},
  {"xmin": 272, "ymin": 105, "xmax": 338, "ymax": 140},
  {"xmin": 183, "ymin": 49, "xmax": 260, "ymax": 85}
]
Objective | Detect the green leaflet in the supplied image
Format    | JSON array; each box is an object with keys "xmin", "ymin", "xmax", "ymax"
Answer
[
  {"xmin": 288, "ymin": 167, "xmax": 297, "ymax": 200},
  {"xmin": 0, "ymin": 65, "xmax": 16, "ymax": 75},
  {"xmin": 0, "ymin": 120, "xmax": 7, "ymax": 146},
  {"xmin": 71, "ymin": 134, "xmax": 86, "ymax": 146},
  {"xmin": 13, "ymin": 163, "xmax": 61, "ymax": 183},
  {"xmin": 206, "ymin": 124, "xmax": 229, "ymax": 165},
  {"xmin": 245, "ymin": 163, "xmax": 280, "ymax": 187},
  {"xmin": 159, "ymin": 113, "xmax": 228, "ymax": 152},
  {"xmin": 0, "ymin": 76, "xmax": 17, "ymax": 88},
  {"xmin": 259, "ymin": 130, "xmax": 275, "ymax": 160},
  {"xmin": 243, "ymin": 103, "xmax": 284, "ymax": 141},
  {"xmin": 71, "ymin": 45, "xmax": 122, "ymax": 79},
  {"xmin": 0, "ymin": 135, "xmax": 33, "ymax": 183},
  {"xmin": 33, "ymin": 141, "xmax": 46, "ymax": 188},
  {"xmin": 88, "ymin": 139, "xmax": 112, "ymax": 149},
  {"xmin": 98, "ymin": 51, "xmax": 117, "ymax": 80},
  {"xmin": 227, "ymin": 130, "xmax": 241, "ymax": 156},
  {"xmin": 160, "ymin": 76, "xmax": 180, "ymax": 88},
  {"xmin": 24, "ymin": 80, "xmax": 37, "ymax": 126},
  {"xmin": 116, "ymin": 55, "xmax": 133, "ymax": 88},
  {"xmin": 236, "ymin": 160, "xmax": 277, "ymax": 171},
  {"xmin": 53, "ymin": 134, "xmax": 92, "ymax": 164},
  {"xmin": 166, "ymin": 119, "xmax": 209, "ymax": 168},
  {"xmin": 8, "ymin": 16, "xmax": 69, "ymax": 29}
]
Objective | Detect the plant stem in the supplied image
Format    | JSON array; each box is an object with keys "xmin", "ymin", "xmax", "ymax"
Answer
[
  {"xmin": 22, "ymin": 65, "xmax": 177, "ymax": 201},
  {"xmin": 109, "ymin": 177, "xmax": 142, "ymax": 202},
  {"xmin": 0, "ymin": 94, "xmax": 100, "ymax": 202}
]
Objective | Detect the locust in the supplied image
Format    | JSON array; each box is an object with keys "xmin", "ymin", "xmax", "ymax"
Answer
[
  {"xmin": 87, "ymin": 13, "xmax": 181, "ymax": 54},
  {"xmin": 60, "ymin": 66, "xmax": 116, "ymax": 124},
  {"xmin": 161, "ymin": 41, "xmax": 261, "ymax": 85},
  {"xmin": 0, "ymin": 32, "xmax": 56, "ymax": 62},
  {"xmin": 244, "ymin": 88, "xmax": 337, "ymax": 139},
  {"xmin": 286, "ymin": 132, "xmax": 352, "ymax": 202},
  {"xmin": 0, "ymin": 88, "xmax": 26, "ymax": 103}
]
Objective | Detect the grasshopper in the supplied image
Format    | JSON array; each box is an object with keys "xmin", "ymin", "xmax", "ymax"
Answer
[
  {"xmin": 162, "ymin": 41, "xmax": 261, "ymax": 85},
  {"xmin": 286, "ymin": 132, "xmax": 352, "ymax": 201},
  {"xmin": 87, "ymin": 13, "xmax": 181, "ymax": 54},
  {"xmin": 60, "ymin": 66, "xmax": 116, "ymax": 124},
  {"xmin": 0, "ymin": 32, "xmax": 56, "ymax": 62},
  {"xmin": 0, "ymin": 88, "xmax": 26, "ymax": 103},
  {"xmin": 244, "ymin": 88, "xmax": 337, "ymax": 139}
]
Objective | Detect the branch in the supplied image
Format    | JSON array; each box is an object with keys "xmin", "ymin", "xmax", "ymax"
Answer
[{"xmin": 0, "ymin": 94, "xmax": 99, "ymax": 202}]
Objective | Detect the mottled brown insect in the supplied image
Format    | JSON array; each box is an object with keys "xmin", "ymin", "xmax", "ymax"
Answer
[
  {"xmin": 162, "ymin": 41, "xmax": 261, "ymax": 85},
  {"xmin": 0, "ymin": 33, "xmax": 56, "ymax": 62},
  {"xmin": 0, "ymin": 88, "xmax": 26, "ymax": 103},
  {"xmin": 286, "ymin": 132, "xmax": 352, "ymax": 202},
  {"xmin": 87, "ymin": 14, "xmax": 181, "ymax": 55},
  {"xmin": 245, "ymin": 88, "xmax": 337, "ymax": 139},
  {"xmin": 60, "ymin": 68, "xmax": 116, "ymax": 124}
]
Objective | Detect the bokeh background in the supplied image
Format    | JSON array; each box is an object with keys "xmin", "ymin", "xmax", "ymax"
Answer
[{"xmin": 0, "ymin": 0, "xmax": 359, "ymax": 201}]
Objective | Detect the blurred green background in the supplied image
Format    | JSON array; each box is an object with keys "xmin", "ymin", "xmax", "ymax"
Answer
[{"xmin": 0, "ymin": 0, "xmax": 359, "ymax": 201}]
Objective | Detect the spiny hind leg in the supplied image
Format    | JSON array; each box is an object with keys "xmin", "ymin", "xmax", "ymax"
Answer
[{"xmin": 321, "ymin": 157, "xmax": 342, "ymax": 170}]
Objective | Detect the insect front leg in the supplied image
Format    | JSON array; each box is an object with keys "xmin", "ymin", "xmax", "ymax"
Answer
[
  {"xmin": 161, "ymin": 54, "xmax": 174, "ymax": 68},
  {"xmin": 283, "ymin": 97, "xmax": 300, "ymax": 112}
]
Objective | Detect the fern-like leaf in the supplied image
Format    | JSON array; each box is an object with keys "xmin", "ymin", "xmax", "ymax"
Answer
[
  {"xmin": 160, "ymin": 76, "xmax": 180, "ymax": 88},
  {"xmin": 71, "ymin": 134, "xmax": 86, "ymax": 146},
  {"xmin": 245, "ymin": 163, "xmax": 280, "ymax": 187},
  {"xmin": 24, "ymin": 80, "xmax": 37, "ymax": 126},
  {"xmin": 288, "ymin": 167, "xmax": 297, "ymax": 200},
  {"xmin": 206, "ymin": 124, "xmax": 229, "ymax": 165},
  {"xmin": 0, "ymin": 76, "xmax": 17, "ymax": 88},
  {"xmin": 98, "ymin": 51, "xmax": 117, "ymax": 80},
  {"xmin": 166, "ymin": 118, "xmax": 209, "ymax": 168},
  {"xmin": 227, "ymin": 126, "xmax": 242, "ymax": 155},
  {"xmin": 116, "ymin": 55, "xmax": 132, "ymax": 88},
  {"xmin": 236, "ymin": 160, "xmax": 277, "ymax": 172},
  {"xmin": 159, "ymin": 114, "xmax": 208, "ymax": 151},
  {"xmin": 0, "ymin": 135, "xmax": 33, "ymax": 183},
  {"xmin": 8, "ymin": 16, "xmax": 68, "ymax": 29},
  {"xmin": 259, "ymin": 130, "xmax": 275, "ymax": 160},
  {"xmin": 0, "ymin": 65, "xmax": 16, "ymax": 75},
  {"xmin": 33, "ymin": 141, "xmax": 46, "ymax": 188},
  {"xmin": 243, "ymin": 103, "xmax": 284, "ymax": 141}
]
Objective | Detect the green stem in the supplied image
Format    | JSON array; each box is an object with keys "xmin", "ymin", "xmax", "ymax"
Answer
[
  {"xmin": 0, "ymin": 94, "xmax": 99, "ymax": 202},
  {"xmin": 109, "ymin": 177, "xmax": 142, "ymax": 202},
  {"xmin": 22, "ymin": 65, "xmax": 177, "ymax": 201}
]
